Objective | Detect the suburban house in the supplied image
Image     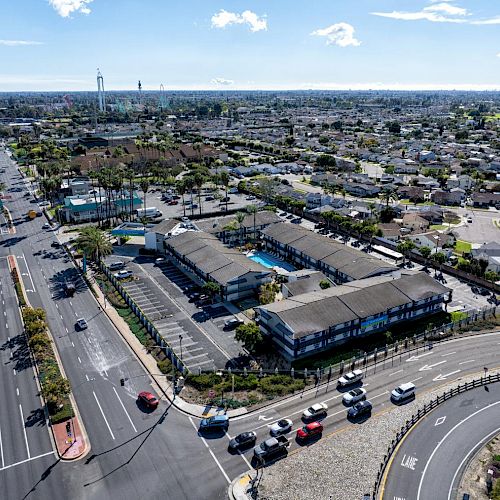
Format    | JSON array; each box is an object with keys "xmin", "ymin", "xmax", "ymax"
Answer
[
  {"xmin": 256, "ymin": 271, "xmax": 450, "ymax": 360},
  {"xmin": 472, "ymin": 192, "xmax": 500, "ymax": 208},
  {"xmin": 378, "ymin": 223, "xmax": 403, "ymax": 242},
  {"xmin": 446, "ymin": 174, "xmax": 474, "ymax": 191},
  {"xmin": 165, "ymin": 231, "xmax": 274, "ymax": 301},
  {"xmin": 471, "ymin": 242, "xmax": 500, "ymax": 273},
  {"xmin": 281, "ymin": 270, "xmax": 332, "ymax": 298},
  {"xmin": 343, "ymin": 182, "xmax": 381, "ymax": 197},
  {"xmin": 430, "ymin": 189, "xmax": 463, "ymax": 206},
  {"xmin": 406, "ymin": 231, "xmax": 454, "ymax": 252},
  {"xmin": 260, "ymin": 223, "xmax": 396, "ymax": 283},
  {"xmin": 397, "ymin": 186, "xmax": 425, "ymax": 202},
  {"xmin": 401, "ymin": 213, "xmax": 430, "ymax": 232}
]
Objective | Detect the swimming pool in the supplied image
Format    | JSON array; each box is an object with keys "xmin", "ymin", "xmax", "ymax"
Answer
[{"xmin": 247, "ymin": 251, "xmax": 296, "ymax": 272}]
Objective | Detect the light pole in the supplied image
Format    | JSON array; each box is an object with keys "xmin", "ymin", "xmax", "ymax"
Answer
[{"xmin": 179, "ymin": 334, "xmax": 183, "ymax": 360}]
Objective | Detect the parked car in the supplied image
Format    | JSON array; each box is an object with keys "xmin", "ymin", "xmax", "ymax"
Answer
[
  {"xmin": 302, "ymin": 402, "xmax": 328, "ymax": 420},
  {"xmin": 42, "ymin": 222, "xmax": 50, "ymax": 229},
  {"xmin": 269, "ymin": 419, "xmax": 292, "ymax": 436},
  {"xmin": 109, "ymin": 261, "xmax": 125, "ymax": 271},
  {"xmin": 223, "ymin": 318, "xmax": 244, "ymax": 330},
  {"xmin": 51, "ymin": 241, "xmax": 61, "ymax": 248},
  {"xmin": 291, "ymin": 218, "xmax": 302, "ymax": 224},
  {"xmin": 245, "ymin": 196, "xmax": 256, "ymax": 201},
  {"xmin": 114, "ymin": 270, "xmax": 133, "ymax": 279},
  {"xmin": 155, "ymin": 257, "xmax": 166, "ymax": 264},
  {"xmin": 75, "ymin": 318, "xmax": 88, "ymax": 330},
  {"xmin": 467, "ymin": 217, "xmax": 473, "ymax": 223},
  {"xmin": 391, "ymin": 382, "xmax": 416, "ymax": 402},
  {"xmin": 296, "ymin": 421, "xmax": 323, "ymax": 441},
  {"xmin": 221, "ymin": 196, "xmax": 231, "ymax": 202},
  {"xmin": 347, "ymin": 400, "xmax": 373, "ymax": 419},
  {"xmin": 228, "ymin": 432, "xmax": 257, "ymax": 452},
  {"xmin": 342, "ymin": 388, "xmax": 367, "ymax": 406},
  {"xmin": 167, "ymin": 200, "xmax": 179, "ymax": 205},
  {"xmin": 337, "ymin": 369, "xmax": 364, "ymax": 387},
  {"xmin": 205, "ymin": 196, "xmax": 215, "ymax": 201},
  {"xmin": 138, "ymin": 391, "xmax": 159, "ymax": 409},
  {"xmin": 199, "ymin": 415, "xmax": 229, "ymax": 433}
]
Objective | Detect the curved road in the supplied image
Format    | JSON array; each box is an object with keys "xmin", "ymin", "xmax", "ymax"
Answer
[{"xmin": 381, "ymin": 383, "xmax": 500, "ymax": 500}]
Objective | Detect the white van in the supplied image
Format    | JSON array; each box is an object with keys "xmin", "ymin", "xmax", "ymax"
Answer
[
  {"xmin": 136, "ymin": 207, "xmax": 162, "ymax": 218},
  {"xmin": 391, "ymin": 382, "xmax": 416, "ymax": 402}
]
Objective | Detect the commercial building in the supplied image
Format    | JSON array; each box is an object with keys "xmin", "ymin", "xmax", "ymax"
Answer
[
  {"xmin": 256, "ymin": 271, "xmax": 451, "ymax": 360},
  {"xmin": 165, "ymin": 231, "xmax": 273, "ymax": 301},
  {"xmin": 260, "ymin": 223, "xmax": 397, "ymax": 283}
]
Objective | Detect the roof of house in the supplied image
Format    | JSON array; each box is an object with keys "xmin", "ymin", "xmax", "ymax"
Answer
[
  {"xmin": 165, "ymin": 231, "xmax": 271, "ymax": 285},
  {"xmin": 261, "ymin": 224, "xmax": 396, "ymax": 280},
  {"xmin": 259, "ymin": 271, "xmax": 449, "ymax": 338},
  {"xmin": 283, "ymin": 272, "xmax": 331, "ymax": 297},
  {"xmin": 195, "ymin": 210, "xmax": 281, "ymax": 234}
]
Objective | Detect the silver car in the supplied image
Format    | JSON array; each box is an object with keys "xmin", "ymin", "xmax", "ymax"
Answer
[
  {"xmin": 269, "ymin": 419, "xmax": 292, "ymax": 436},
  {"xmin": 342, "ymin": 387, "xmax": 367, "ymax": 406}
]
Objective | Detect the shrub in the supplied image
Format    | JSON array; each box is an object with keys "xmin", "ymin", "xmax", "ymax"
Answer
[
  {"xmin": 157, "ymin": 359, "xmax": 173, "ymax": 375},
  {"xmin": 50, "ymin": 401, "xmax": 75, "ymax": 423}
]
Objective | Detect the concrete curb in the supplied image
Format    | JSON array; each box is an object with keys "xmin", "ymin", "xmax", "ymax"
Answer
[{"xmin": 228, "ymin": 471, "xmax": 255, "ymax": 500}]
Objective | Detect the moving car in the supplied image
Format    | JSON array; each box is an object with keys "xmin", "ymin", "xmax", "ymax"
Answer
[
  {"xmin": 245, "ymin": 196, "xmax": 256, "ymax": 201},
  {"xmin": 391, "ymin": 382, "xmax": 416, "ymax": 402},
  {"xmin": 296, "ymin": 421, "xmax": 323, "ymax": 441},
  {"xmin": 342, "ymin": 387, "xmax": 367, "ymax": 406},
  {"xmin": 199, "ymin": 415, "xmax": 229, "ymax": 433},
  {"xmin": 223, "ymin": 318, "xmax": 244, "ymax": 330},
  {"xmin": 114, "ymin": 270, "xmax": 133, "ymax": 279},
  {"xmin": 269, "ymin": 419, "xmax": 292, "ymax": 436},
  {"xmin": 302, "ymin": 402, "xmax": 328, "ymax": 420},
  {"xmin": 253, "ymin": 436, "xmax": 290, "ymax": 464},
  {"xmin": 109, "ymin": 261, "xmax": 125, "ymax": 271},
  {"xmin": 347, "ymin": 400, "xmax": 373, "ymax": 419},
  {"xmin": 138, "ymin": 391, "xmax": 159, "ymax": 409},
  {"xmin": 155, "ymin": 257, "xmax": 166, "ymax": 264},
  {"xmin": 51, "ymin": 241, "xmax": 61, "ymax": 248},
  {"xmin": 75, "ymin": 318, "xmax": 88, "ymax": 330},
  {"xmin": 42, "ymin": 222, "xmax": 50, "ymax": 229},
  {"xmin": 467, "ymin": 217, "xmax": 473, "ymax": 223},
  {"xmin": 228, "ymin": 432, "xmax": 257, "ymax": 451},
  {"xmin": 337, "ymin": 369, "xmax": 364, "ymax": 387}
]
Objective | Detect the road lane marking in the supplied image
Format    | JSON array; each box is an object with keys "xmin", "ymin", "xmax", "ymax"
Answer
[
  {"xmin": 0, "ymin": 423, "xmax": 4, "ymax": 468},
  {"xmin": 419, "ymin": 361, "xmax": 447, "ymax": 371},
  {"xmin": 71, "ymin": 341, "xmax": 74, "ymax": 347},
  {"xmin": 409, "ymin": 376, "xmax": 423, "ymax": 383},
  {"xmin": 432, "ymin": 370, "xmax": 461, "ymax": 382},
  {"xmin": 441, "ymin": 352, "xmax": 456, "ymax": 357},
  {"xmin": 19, "ymin": 404, "xmax": 30, "ymax": 458},
  {"xmin": 93, "ymin": 391, "xmax": 115, "ymax": 440},
  {"xmin": 435, "ymin": 416, "xmax": 446, "ymax": 426},
  {"xmin": 22, "ymin": 252, "xmax": 36, "ymax": 292},
  {"xmin": 188, "ymin": 417, "xmax": 230, "ymax": 484},
  {"xmin": 65, "ymin": 327, "xmax": 68, "ymax": 333},
  {"xmin": 225, "ymin": 431, "xmax": 252, "ymax": 469},
  {"xmin": 406, "ymin": 352, "xmax": 433, "ymax": 362},
  {"xmin": 459, "ymin": 360, "xmax": 475, "ymax": 365},
  {"xmin": 389, "ymin": 370, "xmax": 404, "ymax": 377},
  {"xmin": 85, "ymin": 374, "xmax": 89, "ymax": 382},
  {"xmin": 16, "ymin": 388, "xmax": 19, "ymax": 396},
  {"xmin": 77, "ymin": 357, "xmax": 81, "ymax": 364},
  {"xmin": 112, "ymin": 387, "xmax": 137, "ymax": 433},
  {"xmin": 417, "ymin": 401, "xmax": 500, "ymax": 500},
  {"xmin": 0, "ymin": 451, "xmax": 54, "ymax": 472}
]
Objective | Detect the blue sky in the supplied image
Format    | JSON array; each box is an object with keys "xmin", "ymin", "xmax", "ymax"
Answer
[{"xmin": 0, "ymin": 0, "xmax": 499, "ymax": 91}]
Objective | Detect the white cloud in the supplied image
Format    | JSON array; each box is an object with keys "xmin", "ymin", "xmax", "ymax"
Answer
[
  {"xmin": 0, "ymin": 40, "xmax": 43, "ymax": 46},
  {"xmin": 311, "ymin": 23, "xmax": 361, "ymax": 47},
  {"xmin": 48, "ymin": 0, "xmax": 93, "ymax": 18},
  {"xmin": 497, "ymin": 53, "xmax": 500, "ymax": 57},
  {"xmin": 426, "ymin": 2, "xmax": 467, "ymax": 16},
  {"xmin": 372, "ymin": 1, "xmax": 469, "ymax": 23},
  {"xmin": 211, "ymin": 78, "xmax": 234, "ymax": 85},
  {"xmin": 472, "ymin": 16, "xmax": 500, "ymax": 25},
  {"xmin": 211, "ymin": 9, "xmax": 267, "ymax": 32}
]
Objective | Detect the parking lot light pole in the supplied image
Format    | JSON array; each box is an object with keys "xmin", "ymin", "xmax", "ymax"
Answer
[{"xmin": 179, "ymin": 334, "xmax": 183, "ymax": 360}]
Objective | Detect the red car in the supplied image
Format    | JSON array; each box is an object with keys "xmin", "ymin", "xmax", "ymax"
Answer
[
  {"xmin": 167, "ymin": 200, "xmax": 178, "ymax": 205},
  {"xmin": 296, "ymin": 421, "xmax": 323, "ymax": 441},
  {"xmin": 138, "ymin": 391, "xmax": 159, "ymax": 409}
]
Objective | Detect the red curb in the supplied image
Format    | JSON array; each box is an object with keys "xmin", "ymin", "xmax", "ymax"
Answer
[{"xmin": 52, "ymin": 418, "xmax": 86, "ymax": 460}]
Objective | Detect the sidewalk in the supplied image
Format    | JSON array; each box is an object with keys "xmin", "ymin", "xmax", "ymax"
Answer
[
  {"xmin": 228, "ymin": 472, "xmax": 255, "ymax": 500},
  {"xmin": 89, "ymin": 270, "xmax": 247, "ymax": 419}
]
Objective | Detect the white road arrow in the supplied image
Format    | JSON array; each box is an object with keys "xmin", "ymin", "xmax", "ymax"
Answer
[
  {"xmin": 419, "ymin": 360, "xmax": 447, "ymax": 371},
  {"xmin": 406, "ymin": 352, "xmax": 433, "ymax": 362},
  {"xmin": 258, "ymin": 415, "xmax": 272, "ymax": 421},
  {"xmin": 433, "ymin": 370, "xmax": 461, "ymax": 382}
]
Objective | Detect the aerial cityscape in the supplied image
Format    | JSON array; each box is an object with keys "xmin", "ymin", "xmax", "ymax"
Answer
[{"xmin": 0, "ymin": 1, "xmax": 500, "ymax": 500}]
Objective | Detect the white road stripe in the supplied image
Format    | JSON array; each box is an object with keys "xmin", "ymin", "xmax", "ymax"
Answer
[
  {"xmin": 0, "ymin": 422, "xmax": 4, "ymax": 468},
  {"xmin": 19, "ymin": 404, "xmax": 30, "ymax": 458},
  {"xmin": 16, "ymin": 388, "xmax": 19, "ymax": 396},
  {"xmin": 409, "ymin": 376, "xmax": 423, "ymax": 383},
  {"xmin": 112, "ymin": 387, "xmax": 137, "ymax": 433},
  {"xmin": 459, "ymin": 360, "xmax": 475, "ymax": 365},
  {"xmin": 71, "ymin": 342, "xmax": 74, "ymax": 347},
  {"xmin": 188, "ymin": 417, "xmax": 230, "ymax": 484},
  {"xmin": 85, "ymin": 374, "xmax": 89, "ymax": 382},
  {"xmin": 389, "ymin": 369, "xmax": 403, "ymax": 377},
  {"xmin": 0, "ymin": 451, "xmax": 54, "ymax": 472},
  {"xmin": 441, "ymin": 351, "xmax": 456, "ymax": 357},
  {"xmin": 92, "ymin": 391, "xmax": 115, "ymax": 440},
  {"xmin": 77, "ymin": 357, "xmax": 81, "ymax": 364}
]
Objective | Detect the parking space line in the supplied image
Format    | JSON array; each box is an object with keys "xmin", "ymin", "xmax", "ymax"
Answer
[
  {"xmin": 0, "ymin": 423, "xmax": 4, "ymax": 468},
  {"xmin": 112, "ymin": 387, "xmax": 138, "ymax": 433}
]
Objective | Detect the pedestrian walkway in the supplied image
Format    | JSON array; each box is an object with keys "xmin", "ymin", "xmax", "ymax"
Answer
[{"xmin": 52, "ymin": 417, "xmax": 86, "ymax": 460}]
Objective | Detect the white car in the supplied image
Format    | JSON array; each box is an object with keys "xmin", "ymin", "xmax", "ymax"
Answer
[
  {"xmin": 337, "ymin": 369, "xmax": 364, "ymax": 387},
  {"xmin": 114, "ymin": 270, "xmax": 133, "ymax": 279},
  {"xmin": 302, "ymin": 403, "xmax": 328, "ymax": 420},
  {"xmin": 342, "ymin": 387, "xmax": 367, "ymax": 406},
  {"xmin": 42, "ymin": 222, "xmax": 51, "ymax": 229},
  {"xmin": 108, "ymin": 261, "xmax": 125, "ymax": 271},
  {"xmin": 269, "ymin": 419, "xmax": 292, "ymax": 436}
]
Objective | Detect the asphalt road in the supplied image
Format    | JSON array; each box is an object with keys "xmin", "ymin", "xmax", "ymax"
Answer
[{"xmin": 381, "ymin": 382, "xmax": 500, "ymax": 500}]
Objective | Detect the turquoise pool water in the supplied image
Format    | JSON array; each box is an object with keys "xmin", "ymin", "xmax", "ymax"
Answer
[{"xmin": 247, "ymin": 251, "xmax": 296, "ymax": 271}]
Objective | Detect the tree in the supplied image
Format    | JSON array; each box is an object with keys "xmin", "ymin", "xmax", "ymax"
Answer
[
  {"xmin": 431, "ymin": 251, "xmax": 447, "ymax": 276},
  {"xmin": 235, "ymin": 322, "xmax": 263, "ymax": 352},
  {"xmin": 379, "ymin": 189, "xmax": 398, "ymax": 208},
  {"xmin": 387, "ymin": 121, "xmax": 401, "ymax": 134},
  {"xmin": 419, "ymin": 246, "xmax": 432, "ymax": 260},
  {"xmin": 176, "ymin": 180, "xmax": 187, "ymax": 217},
  {"xmin": 219, "ymin": 171, "xmax": 230, "ymax": 212},
  {"xmin": 319, "ymin": 279, "xmax": 331, "ymax": 290},
  {"xmin": 202, "ymin": 281, "xmax": 221, "ymax": 303},
  {"xmin": 75, "ymin": 226, "xmax": 112, "ymax": 262},
  {"xmin": 234, "ymin": 211, "xmax": 246, "ymax": 245},
  {"xmin": 139, "ymin": 177, "xmax": 150, "ymax": 214},
  {"xmin": 193, "ymin": 171, "xmax": 205, "ymax": 216},
  {"xmin": 246, "ymin": 204, "xmax": 258, "ymax": 243}
]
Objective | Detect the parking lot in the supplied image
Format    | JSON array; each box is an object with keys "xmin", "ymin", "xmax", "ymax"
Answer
[{"xmin": 106, "ymin": 256, "xmax": 245, "ymax": 371}]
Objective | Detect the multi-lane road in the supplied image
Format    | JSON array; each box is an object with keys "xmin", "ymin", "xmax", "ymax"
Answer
[{"xmin": 1, "ymin": 148, "xmax": 499, "ymax": 500}]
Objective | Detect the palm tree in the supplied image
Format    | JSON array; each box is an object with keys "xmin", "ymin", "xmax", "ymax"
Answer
[
  {"xmin": 184, "ymin": 176, "xmax": 195, "ymax": 217},
  {"xmin": 379, "ymin": 188, "xmax": 398, "ymax": 208},
  {"xmin": 246, "ymin": 204, "xmax": 258, "ymax": 243},
  {"xmin": 193, "ymin": 171, "xmax": 205, "ymax": 216},
  {"xmin": 235, "ymin": 211, "xmax": 246, "ymax": 245},
  {"xmin": 220, "ymin": 171, "xmax": 230, "ymax": 212},
  {"xmin": 139, "ymin": 177, "xmax": 150, "ymax": 213},
  {"xmin": 75, "ymin": 226, "xmax": 112, "ymax": 263},
  {"xmin": 176, "ymin": 180, "xmax": 187, "ymax": 217}
]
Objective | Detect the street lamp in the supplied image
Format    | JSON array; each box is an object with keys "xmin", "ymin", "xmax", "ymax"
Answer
[{"xmin": 179, "ymin": 334, "xmax": 183, "ymax": 360}]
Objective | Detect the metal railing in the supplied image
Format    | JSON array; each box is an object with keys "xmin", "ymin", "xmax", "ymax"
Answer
[{"xmin": 371, "ymin": 372, "xmax": 500, "ymax": 499}]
